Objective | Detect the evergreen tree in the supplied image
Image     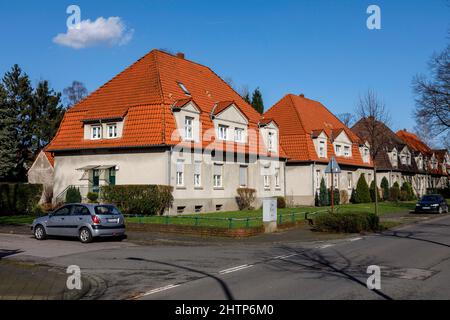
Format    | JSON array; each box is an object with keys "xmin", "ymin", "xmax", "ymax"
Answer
[
  {"xmin": 380, "ymin": 177, "xmax": 389, "ymax": 200},
  {"xmin": 350, "ymin": 188, "xmax": 356, "ymax": 203},
  {"xmin": 32, "ymin": 80, "xmax": 65, "ymax": 151},
  {"xmin": 0, "ymin": 83, "xmax": 20, "ymax": 180},
  {"xmin": 319, "ymin": 177, "xmax": 329, "ymax": 206},
  {"xmin": 328, "ymin": 188, "xmax": 340, "ymax": 206},
  {"xmin": 251, "ymin": 88, "xmax": 264, "ymax": 114},
  {"xmin": 355, "ymin": 174, "xmax": 371, "ymax": 203},
  {"xmin": 243, "ymin": 93, "xmax": 251, "ymax": 104},
  {"xmin": 1, "ymin": 65, "xmax": 33, "ymax": 181},
  {"xmin": 401, "ymin": 181, "xmax": 415, "ymax": 201},
  {"xmin": 390, "ymin": 182, "xmax": 400, "ymax": 202},
  {"xmin": 370, "ymin": 180, "xmax": 378, "ymax": 202}
]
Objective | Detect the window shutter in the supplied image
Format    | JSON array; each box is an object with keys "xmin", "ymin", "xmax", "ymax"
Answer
[
  {"xmin": 214, "ymin": 164, "xmax": 222, "ymax": 175},
  {"xmin": 194, "ymin": 162, "xmax": 201, "ymax": 175},
  {"xmin": 177, "ymin": 161, "xmax": 184, "ymax": 173}
]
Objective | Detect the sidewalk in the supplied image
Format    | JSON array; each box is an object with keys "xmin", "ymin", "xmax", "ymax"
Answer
[{"xmin": 0, "ymin": 260, "xmax": 89, "ymax": 300}]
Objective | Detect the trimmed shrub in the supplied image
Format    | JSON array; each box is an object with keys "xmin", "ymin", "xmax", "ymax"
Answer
[
  {"xmin": 369, "ymin": 180, "xmax": 380, "ymax": 202},
  {"xmin": 236, "ymin": 188, "xmax": 256, "ymax": 210},
  {"xmin": 65, "ymin": 186, "xmax": 82, "ymax": 204},
  {"xmin": 401, "ymin": 181, "xmax": 415, "ymax": 201},
  {"xmin": 314, "ymin": 191, "xmax": 320, "ymax": 206},
  {"xmin": 314, "ymin": 212, "xmax": 380, "ymax": 233},
  {"xmin": 276, "ymin": 196, "xmax": 286, "ymax": 209},
  {"xmin": 350, "ymin": 188, "xmax": 356, "ymax": 203},
  {"xmin": 340, "ymin": 190, "xmax": 349, "ymax": 204},
  {"xmin": 354, "ymin": 174, "xmax": 371, "ymax": 203},
  {"xmin": 328, "ymin": 188, "xmax": 340, "ymax": 206},
  {"xmin": 380, "ymin": 177, "xmax": 389, "ymax": 201},
  {"xmin": 319, "ymin": 177, "xmax": 329, "ymax": 206},
  {"xmin": 101, "ymin": 185, "xmax": 174, "ymax": 215},
  {"xmin": 0, "ymin": 183, "xmax": 43, "ymax": 216},
  {"xmin": 87, "ymin": 192, "xmax": 99, "ymax": 203},
  {"xmin": 389, "ymin": 182, "xmax": 400, "ymax": 202}
]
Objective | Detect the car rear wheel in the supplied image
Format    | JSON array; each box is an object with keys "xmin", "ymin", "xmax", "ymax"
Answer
[
  {"xmin": 79, "ymin": 227, "xmax": 93, "ymax": 243},
  {"xmin": 34, "ymin": 225, "xmax": 47, "ymax": 240}
]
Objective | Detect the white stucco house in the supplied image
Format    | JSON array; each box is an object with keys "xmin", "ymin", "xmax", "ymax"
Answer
[{"xmin": 46, "ymin": 50, "xmax": 287, "ymax": 214}]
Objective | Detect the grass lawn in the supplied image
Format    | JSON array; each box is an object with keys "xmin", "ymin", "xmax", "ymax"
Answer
[{"xmin": 0, "ymin": 200, "xmax": 420, "ymax": 229}]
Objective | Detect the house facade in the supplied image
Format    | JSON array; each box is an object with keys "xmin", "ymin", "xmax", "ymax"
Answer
[
  {"xmin": 27, "ymin": 149, "xmax": 54, "ymax": 203},
  {"xmin": 263, "ymin": 94, "xmax": 373, "ymax": 206},
  {"xmin": 351, "ymin": 120, "xmax": 449, "ymax": 196},
  {"xmin": 46, "ymin": 50, "xmax": 286, "ymax": 214}
]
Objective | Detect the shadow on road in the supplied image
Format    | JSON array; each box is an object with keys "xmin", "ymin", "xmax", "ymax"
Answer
[
  {"xmin": 271, "ymin": 245, "xmax": 393, "ymax": 300},
  {"xmin": 380, "ymin": 230, "xmax": 450, "ymax": 248},
  {"xmin": 0, "ymin": 249, "xmax": 22, "ymax": 259},
  {"xmin": 126, "ymin": 257, "xmax": 235, "ymax": 300}
]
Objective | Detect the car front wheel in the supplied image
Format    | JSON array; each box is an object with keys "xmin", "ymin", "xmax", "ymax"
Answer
[
  {"xmin": 79, "ymin": 227, "xmax": 93, "ymax": 243},
  {"xmin": 34, "ymin": 225, "xmax": 47, "ymax": 240},
  {"xmin": 438, "ymin": 207, "xmax": 443, "ymax": 214}
]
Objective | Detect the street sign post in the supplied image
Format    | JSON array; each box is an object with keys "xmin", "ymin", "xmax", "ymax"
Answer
[{"xmin": 325, "ymin": 156, "xmax": 341, "ymax": 213}]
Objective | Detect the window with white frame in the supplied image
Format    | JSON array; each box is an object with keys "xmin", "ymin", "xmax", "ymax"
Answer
[
  {"xmin": 184, "ymin": 116, "xmax": 193, "ymax": 140},
  {"xmin": 234, "ymin": 128, "xmax": 245, "ymax": 143},
  {"xmin": 319, "ymin": 140, "xmax": 326, "ymax": 158},
  {"xmin": 335, "ymin": 144, "xmax": 341, "ymax": 155},
  {"xmin": 218, "ymin": 125, "xmax": 229, "ymax": 141},
  {"xmin": 91, "ymin": 125, "xmax": 102, "ymax": 140},
  {"xmin": 239, "ymin": 165, "xmax": 247, "ymax": 187},
  {"xmin": 213, "ymin": 164, "xmax": 223, "ymax": 188},
  {"xmin": 275, "ymin": 168, "xmax": 280, "ymax": 188},
  {"xmin": 316, "ymin": 170, "xmax": 321, "ymax": 189},
  {"xmin": 107, "ymin": 123, "xmax": 118, "ymax": 138},
  {"xmin": 176, "ymin": 160, "xmax": 184, "ymax": 186},
  {"xmin": 344, "ymin": 146, "xmax": 350, "ymax": 157},
  {"xmin": 263, "ymin": 175, "xmax": 270, "ymax": 189},
  {"xmin": 268, "ymin": 132, "xmax": 275, "ymax": 151},
  {"xmin": 194, "ymin": 162, "xmax": 201, "ymax": 187},
  {"xmin": 347, "ymin": 172, "xmax": 353, "ymax": 189},
  {"xmin": 333, "ymin": 173, "xmax": 339, "ymax": 188}
]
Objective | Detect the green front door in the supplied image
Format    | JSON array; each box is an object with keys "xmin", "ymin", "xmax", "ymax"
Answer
[
  {"xmin": 92, "ymin": 169, "xmax": 100, "ymax": 193},
  {"xmin": 108, "ymin": 168, "xmax": 116, "ymax": 185}
]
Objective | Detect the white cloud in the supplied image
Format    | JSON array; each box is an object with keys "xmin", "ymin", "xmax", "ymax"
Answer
[{"xmin": 53, "ymin": 16, "xmax": 133, "ymax": 49}]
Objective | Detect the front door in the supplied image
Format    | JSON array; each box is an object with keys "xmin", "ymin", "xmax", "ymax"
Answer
[
  {"xmin": 108, "ymin": 168, "xmax": 116, "ymax": 185},
  {"xmin": 92, "ymin": 169, "xmax": 100, "ymax": 193}
]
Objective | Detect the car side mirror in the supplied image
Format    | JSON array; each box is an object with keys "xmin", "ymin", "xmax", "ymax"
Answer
[{"xmin": 48, "ymin": 213, "xmax": 53, "ymax": 218}]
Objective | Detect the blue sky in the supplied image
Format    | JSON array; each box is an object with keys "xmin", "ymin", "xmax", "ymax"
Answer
[{"xmin": 0, "ymin": 0, "xmax": 448, "ymax": 132}]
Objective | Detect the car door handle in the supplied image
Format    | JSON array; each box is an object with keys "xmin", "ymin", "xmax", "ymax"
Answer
[
  {"xmin": 78, "ymin": 217, "xmax": 82, "ymax": 220},
  {"xmin": 61, "ymin": 217, "xmax": 64, "ymax": 220}
]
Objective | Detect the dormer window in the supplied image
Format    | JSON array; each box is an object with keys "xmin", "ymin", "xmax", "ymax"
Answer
[
  {"xmin": 234, "ymin": 128, "xmax": 245, "ymax": 143},
  {"xmin": 177, "ymin": 82, "xmax": 191, "ymax": 96},
  {"xmin": 335, "ymin": 144, "xmax": 341, "ymax": 155},
  {"xmin": 268, "ymin": 132, "xmax": 275, "ymax": 151},
  {"xmin": 319, "ymin": 140, "xmax": 326, "ymax": 158},
  {"xmin": 344, "ymin": 146, "xmax": 350, "ymax": 157},
  {"xmin": 91, "ymin": 126, "xmax": 102, "ymax": 140},
  {"xmin": 184, "ymin": 116, "xmax": 193, "ymax": 140},
  {"xmin": 218, "ymin": 125, "xmax": 229, "ymax": 141},
  {"xmin": 107, "ymin": 123, "xmax": 118, "ymax": 139}
]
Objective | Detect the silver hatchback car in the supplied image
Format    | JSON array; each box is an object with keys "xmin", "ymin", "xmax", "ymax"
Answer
[{"xmin": 31, "ymin": 203, "xmax": 126, "ymax": 243}]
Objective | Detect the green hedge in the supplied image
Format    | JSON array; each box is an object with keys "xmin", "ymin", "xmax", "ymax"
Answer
[
  {"xmin": 0, "ymin": 183, "xmax": 43, "ymax": 216},
  {"xmin": 313, "ymin": 212, "xmax": 380, "ymax": 233},
  {"xmin": 101, "ymin": 185, "xmax": 173, "ymax": 215}
]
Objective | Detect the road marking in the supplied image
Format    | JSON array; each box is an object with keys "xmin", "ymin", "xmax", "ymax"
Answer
[
  {"xmin": 318, "ymin": 244, "xmax": 334, "ymax": 249},
  {"xmin": 274, "ymin": 254, "xmax": 297, "ymax": 259},
  {"xmin": 219, "ymin": 264, "xmax": 253, "ymax": 274},
  {"xmin": 349, "ymin": 237, "xmax": 363, "ymax": 242},
  {"xmin": 142, "ymin": 284, "xmax": 180, "ymax": 296}
]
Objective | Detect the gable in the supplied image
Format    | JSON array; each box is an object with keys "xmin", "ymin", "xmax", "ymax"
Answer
[
  {"xmin": 214, "ymin": 104, "xmax": 248, "ymax": 125},
  {"xmin": 333, "ymin": 130, "xmax": 352, "ymax": 144}
]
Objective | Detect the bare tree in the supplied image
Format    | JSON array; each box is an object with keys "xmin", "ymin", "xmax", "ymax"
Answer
[
  {"xmin": 413, "ymin": 45, "xmax": 450, "ymax": 148},
  {"xmin": 63, "ymin": 81, "xmax": 88, "ymax": 107},
  {"xmin": 337, "ymin": 113, "xmax": 355, "ymax": 127},
  {"xmin": 237, "ymin": 84, "xmax": 251, "ymax": 104},
  {"xmin": 355, "ymin": 89, "xmax": 391, "ymax": 215}
]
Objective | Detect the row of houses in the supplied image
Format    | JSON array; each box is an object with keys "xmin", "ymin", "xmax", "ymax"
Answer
[{"xmin": 28, "ymin": 50, "xmax": 449, "ymax": 213}]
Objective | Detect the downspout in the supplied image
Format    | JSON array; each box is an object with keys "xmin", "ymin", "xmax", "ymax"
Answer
[
  {"xmin": 167, "ymin": 146, "xmax": 173, "ymax": 215},
  {"xmin": 283, "ymin": 158, "xmax": 287, "ymax": 198},
  {"xmin": 312, "ymin": 161, "xmax": 316, "ymax": 199}
]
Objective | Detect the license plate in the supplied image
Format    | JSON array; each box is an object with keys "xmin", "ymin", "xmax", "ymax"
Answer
[
  {"xmin": 108, "ymin": 218, "xmax": 118, "ymax": 223},
  {"xmin": 422, "ymin": 207, "xmax": 430, "ymax": 210}
]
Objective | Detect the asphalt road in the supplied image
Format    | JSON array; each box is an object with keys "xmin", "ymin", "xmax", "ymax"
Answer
[{"xmin": 1, "ymin": 214, "xmax": 450, "ymax": 299}]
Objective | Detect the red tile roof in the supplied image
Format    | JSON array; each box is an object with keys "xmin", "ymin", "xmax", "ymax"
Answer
[
  {"xmin": 43, "ymin": 150, "xmax": 54, "ymax": 167},
  {"xmin": 48, "ymin": 50, "xmax": 283, "ymax": 158},
  {"xmin": 396, "ymin": 130, "xmax": 432, "ymax": 156},
  {"xmin": 264, "ymin": 94, "xmax": 372, "ymax": 167}
]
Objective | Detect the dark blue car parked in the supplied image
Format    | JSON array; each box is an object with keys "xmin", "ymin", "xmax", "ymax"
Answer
[{"xmin": 415, "ymin": 194, "xmax": 448, "ymax": 214}]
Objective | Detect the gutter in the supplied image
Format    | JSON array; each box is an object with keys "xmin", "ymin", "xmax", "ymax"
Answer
[{"xmin": 167, "ymin": 146, "xmax": 173, "ymax": 216}]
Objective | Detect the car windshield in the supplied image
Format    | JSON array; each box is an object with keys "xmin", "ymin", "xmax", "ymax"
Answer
[
  {"xmin": 94, "ymin": 205, "xmax": 121, "ymax": 215},
  {"xmin": 420, "ymin": 196, "xmax": 439, "ymax": 202}
]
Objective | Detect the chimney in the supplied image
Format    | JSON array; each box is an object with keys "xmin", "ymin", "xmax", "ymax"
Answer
[
  {"xmin": 299, "ymin": 93, "xmax": 305, "ymax": 98},
  {"xmin": 176, "ymin": 52, "xmax": 185, "ymax": 59}
]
